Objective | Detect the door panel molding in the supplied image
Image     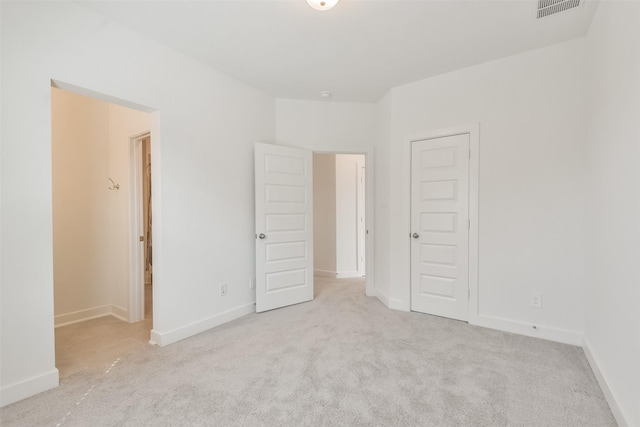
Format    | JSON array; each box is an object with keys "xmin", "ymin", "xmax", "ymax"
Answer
[{"xmin": 255, "ymin": 143, "xmax": 314, "ymax": 312}]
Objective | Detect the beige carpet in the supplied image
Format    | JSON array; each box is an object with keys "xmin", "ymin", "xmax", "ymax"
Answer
[{"xmin": 1, "ymin": 277, "xmax": 615, "ymax": 426}]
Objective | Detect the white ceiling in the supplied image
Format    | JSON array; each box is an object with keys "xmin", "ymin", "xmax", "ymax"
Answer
[{"xmin": 78, "ymin": 0, "xmax": 599, "ymax": 102}]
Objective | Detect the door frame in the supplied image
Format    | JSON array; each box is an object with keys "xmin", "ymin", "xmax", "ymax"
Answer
[
  {"xmin": 307, "ymin": 146, "xmax": 375, "ymax": 297},
  {"xmin": 408, "ymin": 123, "xmax": 479, "ymax": 323},
  {"xmin": 129, "ymin": 131, "xmax": 151, "ymax": 322},
  {"xmin": 356, "ymin": 161, "xmax": 366, "ymax": 277}
]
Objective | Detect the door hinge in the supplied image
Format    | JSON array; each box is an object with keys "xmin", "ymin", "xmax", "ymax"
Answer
[
  {"xmin": 468, "ymin": 219, "xmax": 470, "ymax": 230},
  {"xmin": 468, "ymin": 288, "xmax": 470, "ymax": 298},
  {"xmin": 469, "ymin": 149, "xmax": 471, "ymax": 159}
]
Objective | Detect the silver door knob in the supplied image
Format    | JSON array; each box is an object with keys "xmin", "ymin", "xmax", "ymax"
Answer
[
  {"xmin": 258, "ymin": 233, "xmax": 266, "ymax": 239},
  {"xmin": 412, "ymin": 232, "xmax": 420, "ymax": 239}
]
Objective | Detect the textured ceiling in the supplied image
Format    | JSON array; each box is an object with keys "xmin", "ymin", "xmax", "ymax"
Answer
[{"xmin": 78, "ymin": 0, "xmax": 599, "ymax": 102}]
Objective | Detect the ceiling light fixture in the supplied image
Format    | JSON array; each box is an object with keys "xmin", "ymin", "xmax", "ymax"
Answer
[
  {"xmin": 306, "ymin": 0, "xmax": 339, "ymax": 11},
  {"xmin": 320, "ymin": 90, "xmax": 332, "ymax": 100}
]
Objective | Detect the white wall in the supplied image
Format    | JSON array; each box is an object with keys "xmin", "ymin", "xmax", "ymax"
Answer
[
  {"xmin": 335, "ymin": 154, "xmax": 365, "ymax": 277},
  {"xmin": 381, "ymin": 38, "xmax": 588, "ymax": 343},
  {"xmin": 374, "ymin": 92, "xmax": 392, "ymax": 304},
  {"xmin": 52, "ymin": 89, "xmax": 149, "ymax": 325},
  {"xmin": 1, "ymin": 1, "xmax": 274, "ymax": 406},
  {"xmin": 275, "ymin": 99, "xmax": 376, "ymax": 150},
  {"xmin": 584, "ymin": 2, "xmax": 640, "ymax": 425},
  {"xmin": 312, "ymin": 153, "xmax": 337, "ymax": 276}
]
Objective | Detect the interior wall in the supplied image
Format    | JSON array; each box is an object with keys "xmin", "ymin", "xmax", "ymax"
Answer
[
  {"xmin": 381, "ymin": 38, "xmax": 588, "ymax": 343},
  {"xmin": 312, "ymin": 153, "xmax": 337, "ymax": 276},
  {"xmin": 584, "ymin": 1, "xmax": 640, "ymax": 425},
  {"xmin": 1, "ymin": 1, "xmax": 275, "ymax": 406},
  {"xmin": 51, "ymin": 88, "xmax": 112, "ymax": 321},
  {"xmin": 335, "ymin": 154, "xmax": 365, "ymax": 277},
  {"xmin": 373, "ymin": 92, "xmax": 392, "ymax": 304},
  {"xmin": 275, "ymin": 99, "xmax": 376, "ymax": 151}
]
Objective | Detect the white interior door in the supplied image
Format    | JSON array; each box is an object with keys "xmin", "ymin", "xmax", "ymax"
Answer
[
  {"xmin": 411, "ymin": 134, "xmax": 469, "ymax": 321},
  {"xmin": 255, "ymin": 143, "xmax": 313, "ymax": 313}
]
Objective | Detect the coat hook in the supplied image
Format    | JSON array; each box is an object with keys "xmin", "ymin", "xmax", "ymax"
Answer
[{"xmin": 108, "ymin": 178, "xmax": 120, "ymax": 190}]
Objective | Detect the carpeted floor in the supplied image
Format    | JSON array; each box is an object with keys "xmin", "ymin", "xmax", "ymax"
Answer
[{"xmin": 1, "ymin": 277, "xmax": 615, "ymax": 426}]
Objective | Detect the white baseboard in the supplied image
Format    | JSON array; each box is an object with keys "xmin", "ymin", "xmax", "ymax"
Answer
[
  {"xmin": 582, "ymin": 336, "xmax": 629, "ymax": 427},
  {"xmin": 150, "ymin": 302, "xmax": 255, "ymax": 347},
  {"xmin": 54, "ymin": 305, "xmax": 112, "ymax": 327},
  {"xmin": 470, "ymin": 314, "xmax": 583, "ymax": 346},
  {"xmin": 376, "ymin": 289, "xmax": 390, "ymax": 307},
  {"xmin": 55, "ymin": 305, "xmax": 130, "ymax": 327},
  {"xmin": 376, "ymin": 290, "xmax": 409, "ymax": 311},
  {"xmin": 383, "ymin": 300, "xmax": 581, "ymax": 344},
  {"xmin": 365, "ymin": 287, "xmax": 375, "ymax": 297},
  {"xmin": 111, "ymin": 305, "xmax": 129, "ymax": 322},
  {"xmin": 314, "ymin": 270, "xmax": 336, "ymax": 278},
  {"xmin": 336, "ymin": 271, "xmax": 361, "ymax": 279},
  {"xmin": 0, "ymin": 369, "xmax": 59, "ymax": 407},
  {"xmin": 375, "ymin": 289, "xmax": 409, "ymax": 312},
  {"xmin": 389, "ymin": 298, "xmax": 409, "ymax": 311}
]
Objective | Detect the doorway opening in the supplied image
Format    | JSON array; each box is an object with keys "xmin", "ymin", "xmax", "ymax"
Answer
[
  {"xmin": 312, "ymin": 153, "xmax": 367, "ymax": 290},
  {"xmin": 51, "ymin": 86, "xmax": 153, "ymax": 378},
  {"xmin": 129, "ymin": 132, "xmax": 153, "ymax": 323}
]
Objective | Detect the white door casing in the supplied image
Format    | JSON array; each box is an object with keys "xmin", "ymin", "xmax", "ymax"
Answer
[
  {"xmin": 411, "ymin": 133, "xmax": 470, "ymax": 321},
  {"xmin": 129, "ymin": 131, "xmax": 150, "ymax": 323},
  {"xmin": 255, "ymin": 143, "xmax": 314, "ymax": 313},
  {"xmin": 357, "ymin": 163, "xmax": 366, "ymax": 277}
]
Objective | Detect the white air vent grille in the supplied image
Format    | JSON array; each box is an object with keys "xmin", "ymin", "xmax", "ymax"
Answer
[{"xmin": 537, "ymin": 0, "xmax": 581, "ymax": 19}]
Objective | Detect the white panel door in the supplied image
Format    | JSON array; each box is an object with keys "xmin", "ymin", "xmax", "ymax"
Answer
[
  {"xmin": 411, "ymin": 134, "xmax": 469, "ymax": 321},
  {"xmin": 255, "ymin": 143, "xmax": 313, "ymax": 313}
]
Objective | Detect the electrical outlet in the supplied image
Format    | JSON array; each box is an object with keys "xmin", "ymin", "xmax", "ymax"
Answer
[
  {"xmin": 219, "ymin": 283, "xmax": 228, "ymax": 297},
  {"xmin": 530, "ymin": 292, "xmax": 542, "ymax": 308},
  {"xmin": 250, "ymin": 276, "xmax": 256, "ymax": 290}
]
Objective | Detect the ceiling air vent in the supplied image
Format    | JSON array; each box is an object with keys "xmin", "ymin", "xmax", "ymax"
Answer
[{"xmin": 537, "ymin": 0, "xmax": 581, "ymax": 19}]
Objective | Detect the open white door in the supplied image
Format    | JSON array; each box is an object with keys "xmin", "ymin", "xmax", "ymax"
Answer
[
  {"xmin": 411, "ymin": 134, "xmax": 469, "ymax": 321},
  {"xmin": 255, "ymin": 143, "xmax": 313, "ymax": 313}
]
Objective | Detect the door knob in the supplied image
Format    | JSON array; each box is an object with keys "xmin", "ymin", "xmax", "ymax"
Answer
[
  {"xmin": 258, "ymin": 233, "xmax": 266, "ymax": 239},
  {"xmin": 412, "ymin": 232, "xmax": 420, "ymax": 239}
]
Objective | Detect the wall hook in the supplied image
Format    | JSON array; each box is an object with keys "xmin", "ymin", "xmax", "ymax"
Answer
[{"xmin": 108, "ymin": 178, "xmax": 120, "ymax": 191}]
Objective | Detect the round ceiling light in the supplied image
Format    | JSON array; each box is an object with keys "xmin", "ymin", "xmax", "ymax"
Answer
[
  {"xmin": 320, "ymin": 90, "xmax": 332, "ymax": 99},
  {"xmin": 306, "ymin": 0, "xmax": 339, "ymax": 11}
]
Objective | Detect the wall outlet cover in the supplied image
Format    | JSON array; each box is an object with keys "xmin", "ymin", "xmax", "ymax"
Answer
[{"xmin": 530, "ymin": 292, "xmax": 542, "ymax": 308}]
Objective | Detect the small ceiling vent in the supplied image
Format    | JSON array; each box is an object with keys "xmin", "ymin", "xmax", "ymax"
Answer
[{"xmin": 537, "ymin": 0, "xmax": 582, "ymax": 19}]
